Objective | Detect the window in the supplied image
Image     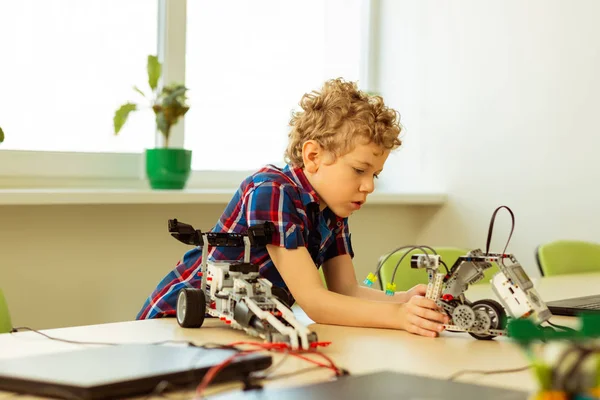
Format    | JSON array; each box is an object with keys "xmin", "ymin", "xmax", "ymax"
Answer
[
  {"xmin": 0, "ymin": 0, "xmax": 158, "ymax": 154},
  {"xmin": 185, "ymin": 0, "xmax": 363, "ymax": 171},
  {"xmin": 0, "ymin": 0, "xmax": 372, "ymax": 187}
]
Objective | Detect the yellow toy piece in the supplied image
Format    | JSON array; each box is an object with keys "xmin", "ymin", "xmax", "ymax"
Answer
[
  {"xmin": 385, "ymin": 282, "xmax": 396, "ymax": 296},
  {"xmin": 363, "ymin": 272, "xmax": 378, "ymax": 287}
]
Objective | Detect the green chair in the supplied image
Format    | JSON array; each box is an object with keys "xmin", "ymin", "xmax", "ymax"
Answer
[
  {"xmin": 535, "ymin": 240, "xmax": 600, "ymax": 276},
  {"xmin": 378, "ymin": 247, "xmax": 500, "ymax": 292},
  {"xmin": 319, "ymin": 267, "xmax": 327, "ymax": 289},
  {"xmin": 0, "ymin": 288, "xmax": 12, "ymax": 334}
]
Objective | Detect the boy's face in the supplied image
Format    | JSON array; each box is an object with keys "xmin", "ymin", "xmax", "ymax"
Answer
[{"xmin": 303, "ymin": 140, "xmax": 390, "ymax": 218}]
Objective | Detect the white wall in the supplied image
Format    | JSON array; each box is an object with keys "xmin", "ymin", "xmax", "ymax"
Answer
[{"xmin": 378, "ymin": 0, "xmax": 600, "ymax": 275}]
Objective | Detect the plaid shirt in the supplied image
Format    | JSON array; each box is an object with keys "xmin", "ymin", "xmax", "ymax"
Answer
[{"xmin": 136, "ymin": 164, "xmax": 354, "ymax": 319}]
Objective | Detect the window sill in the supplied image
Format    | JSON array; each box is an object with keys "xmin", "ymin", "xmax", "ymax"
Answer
[{"xmin": 0, "ymin": 188, "xmax": 448, "ymax": 206}]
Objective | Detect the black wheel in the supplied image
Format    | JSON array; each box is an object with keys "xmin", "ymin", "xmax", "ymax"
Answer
[
  {"xmin": 468, "ymin": 299, "xmax": 506, "ymax": 340},
  {"xmin": 176, "ymin": 288, "xmax": 206, "ymax": 328}
]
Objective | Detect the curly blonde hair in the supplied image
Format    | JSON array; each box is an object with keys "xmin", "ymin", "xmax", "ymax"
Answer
[{"xmin": 284, "ymin": 78, "xmax": 402, "ymax": 167}]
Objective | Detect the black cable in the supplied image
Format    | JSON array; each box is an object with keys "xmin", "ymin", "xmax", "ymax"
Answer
[
  {"xmin": 447, "ymin": 365, "xmax": 531, "ymax": 381},
  {"xmin": 389, "ymin": 245, "xmax": 438, "ymax": 287},
  {"xmin": 376, "ymin": 245, "xmax": 437, "ymax": 276},
  {"xmin": 546, "ymin": 321, "xmax": 577, "ymax": 333},
  {"xmin": 10, "ymin": 327, "xmax": 243, "ymax": 352},
  {"xmin": 10, "ymin": 327, "xmax": 119, "ymax": 346},
  {"xmin": 249, "ymin": 351, "xmax": 292, "ymax": 380},
  {"xmin": 484, "ymin": 206, "xmax": 515, "ymax": 264},
  {"xmin": 440, "ymin": 260, "xmax": 449, "ymax": 275}
]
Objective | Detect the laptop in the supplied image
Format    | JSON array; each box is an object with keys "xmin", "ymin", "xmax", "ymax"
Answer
[
  {"xmin": 0, "ymin": 343, "xmax": 271, "ymax": 400},
  {"xmin": 546, "ymin": 294, "xmax": 600, "ymax": 316},
  {"xmin": 210, "ymin": 370, "xmax": 530, "ymax": 400}
]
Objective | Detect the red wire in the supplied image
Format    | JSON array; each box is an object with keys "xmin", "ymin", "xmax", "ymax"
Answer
[
  {"xmin": 195, "ymin": 349, "xmax": 259, "ymax": 396},
  {"xmin": 224, "ymin": 341, "xmax": 338, "ymax": 371},
  {"xmin": 194, "ymin": 341, "xmax": 343, "ymax": 398}
]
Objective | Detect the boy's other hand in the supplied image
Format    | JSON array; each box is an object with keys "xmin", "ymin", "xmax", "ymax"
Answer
[
  {"xmin": 404, "ymin": 284, "xmax": 428, "ymax": 299},
  {"xmin": 397, "ymin": 295, "xmax": 450, "ymax": 338}
]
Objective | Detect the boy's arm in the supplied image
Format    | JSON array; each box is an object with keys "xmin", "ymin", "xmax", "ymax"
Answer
[
  {"xmin": 267, "ymin": 245, "xmax": 449, "ymax": 337},
  {"xmin": 322, "ymin": 254, "xmax": 427, "ymax": 303}
]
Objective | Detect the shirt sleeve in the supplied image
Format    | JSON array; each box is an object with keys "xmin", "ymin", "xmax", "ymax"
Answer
[
  {"xmin": 244, "ymin": 182, "xmax": 307, "ymax": 249},
  {"xmin": 323, "ymin": 219, "xmax": 354, "ymax": 262},
  {"xmin": 135, "ymin": 247, "xmax": 203, "ymax": 320}
]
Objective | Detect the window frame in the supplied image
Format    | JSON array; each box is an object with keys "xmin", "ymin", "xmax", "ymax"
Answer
[{"xmin": 0, "ymin": 0, "xmax": 377, "ymax": 190}]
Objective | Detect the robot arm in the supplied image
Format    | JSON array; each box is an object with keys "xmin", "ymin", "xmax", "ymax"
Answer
[{"xmin": 168, "ymin": 219, "xmax": 203, "ymax": 246}]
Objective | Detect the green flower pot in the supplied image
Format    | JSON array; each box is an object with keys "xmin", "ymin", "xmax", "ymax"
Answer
[{"xmin": 145, "ymin": 148, "xmax": 192, "ymax": 189}]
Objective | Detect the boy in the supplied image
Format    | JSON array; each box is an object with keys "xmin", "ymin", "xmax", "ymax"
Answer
[{"xmin": 137, "ymin": 78, "xmax": 449, "ymax": 337}]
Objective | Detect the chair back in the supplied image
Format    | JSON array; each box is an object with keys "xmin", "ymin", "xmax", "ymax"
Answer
[
  {"xmin": 0, "ymin": 289, "xmax": 12, "ymax": 334},
  {"xmin": 536, "ymin": 240, "xmax": 600, "ymax": 276}
]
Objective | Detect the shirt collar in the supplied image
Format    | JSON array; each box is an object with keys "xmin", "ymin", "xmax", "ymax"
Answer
[
  {"xmin": 282, "ymin": 164, "xmax": 319, "ymax": 207},
  {"xmin": 282, "ymin": 164, "xmax": 346, "ymax": 230}
]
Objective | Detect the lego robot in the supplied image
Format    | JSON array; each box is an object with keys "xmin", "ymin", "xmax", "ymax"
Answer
[
  {"xmin": 411, "ymin": 249, "xmax": 552, "ymax": 340},
  {"xmin": 168, "ymin": 219, "xmax": 319, "ymax": 350}
]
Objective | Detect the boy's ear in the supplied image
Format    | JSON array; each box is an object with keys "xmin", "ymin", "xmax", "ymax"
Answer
[{"xmin": 302, "ymin": 140, "xmax": 322, "ymax": 174}]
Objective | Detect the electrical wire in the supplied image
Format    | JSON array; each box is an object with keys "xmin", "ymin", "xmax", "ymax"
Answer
[
  {"xmin": 193, "ymin": 341, "xmax": 347, "ymax": 398},
  {"xmin": 388, "ymin": 245, "xmax": 438, "ymax": 287},
  {"xmin": 250, "ymin": 351, "xmax": 292, "ymax": 380},
  {"xmin": 10, "ymin": 327, "xmax": 120, "ymax": 346},
  {"xmin": 375, "ymin": 245, "xmax": 437, "ymax": 277},
  {"xmin": 447, "ymin": 365, "xmax": 531, "ymax": 381},
  {"xmin": 439, "ymin": 260, "xmax": 450, "ymax": 274},
  {"xmin": 546, "ymin": 321, "xmax": 577, "ymax": 333},
  {"xmin": 484, "ymin": 205, "xmax": 515, "ymax": 265},
  {"xmin": 10, "ymin": 327, "xmax": 240, "ymax": 351}
]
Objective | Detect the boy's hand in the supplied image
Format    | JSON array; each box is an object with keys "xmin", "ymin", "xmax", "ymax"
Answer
[
  {"xmin": 397, "ymin": 295, "xmax": 450, "ymax": 338},
  {"xmin": 404, "ymin": 284, "xmax": 428, "ymax": 300}
]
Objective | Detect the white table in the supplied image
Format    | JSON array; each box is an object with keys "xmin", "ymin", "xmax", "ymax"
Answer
[{"xmin": 1, "ymin": 272, "xmax": 598, "ymax": 399}]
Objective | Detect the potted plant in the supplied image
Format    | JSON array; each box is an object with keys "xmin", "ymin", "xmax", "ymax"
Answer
[
  {"xmin": 0, "ymin": 127, "xmax": 4, "ymax": 144},
  {"xmin": 113, "ymin": 55, "xmax": 192, "ymax": 190}
]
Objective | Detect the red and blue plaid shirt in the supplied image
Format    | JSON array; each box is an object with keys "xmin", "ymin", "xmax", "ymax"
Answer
[{"xmin": 136, "ymin": 164, "xmax": 354, "ymax": 319}]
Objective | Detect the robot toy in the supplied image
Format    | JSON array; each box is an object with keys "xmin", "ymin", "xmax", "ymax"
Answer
[
  {"xmin": 410, "ymin": 248, "xmax": 552, "ymax": 340},
  {"xmin": 168, "ymin": 219, "xmax": 319, "ymax": 350}
]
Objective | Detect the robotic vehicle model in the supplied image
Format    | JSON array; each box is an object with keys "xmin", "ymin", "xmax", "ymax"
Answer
[
  {"xmin": 168, "ymin": 219, "xmax": 318, "ymax": 350},
  {"xmin": 410, "ymin": 249, "xmax": 552, "ymax": 340}
]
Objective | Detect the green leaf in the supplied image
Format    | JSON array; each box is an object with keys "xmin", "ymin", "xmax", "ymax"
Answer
[
  {"xmin": 163, "ymin": 85, "xmax": 188, "ymax": 106},
  {"xmin": 0, "ymin": 126, "xmax": 4, "ymax": 143},
  {"xmin": 133, "ymin": 86, "xmax": 146, "ymax": 99},
  {"xmin": 155, "ymin": 111, "xmax": 170, "ymax": 138},
  {"xmin": 147, "ymin": 55, "xmax": 162, "ymax": 91},
  {"xmin": 113, "ymin": 103, "xmax": 137, "ymax": 134}
]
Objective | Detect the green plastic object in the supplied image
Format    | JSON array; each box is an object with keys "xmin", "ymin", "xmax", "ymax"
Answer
[
  {"xmin": 378, "ymin": 247, "xmax": 500, "ymax": 292},
  {"xmin": 508, "ymin": 314, "xmax": 600, "ymax": 345},
  {"xmin": 319, "ymin": 268, "xmax": 327, "ymax": 289},
  {"xmin": 508, "ymin": 315, "xmax": 600, "ymax": 394},
  {"xmin": 535, "ymin": 240, "xmax": 600, "ymax": 277},
  {"xmin": 145, "ymin": 148, "xmax": 192, "ymax": 190},
  {"xmin": 0, "ymin": 289, "xmax": 12, "ymax": 334}
]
